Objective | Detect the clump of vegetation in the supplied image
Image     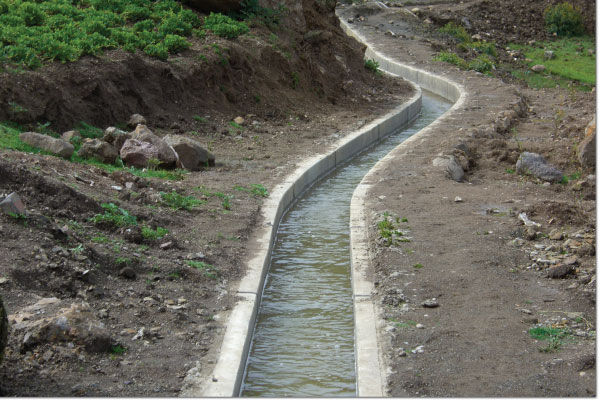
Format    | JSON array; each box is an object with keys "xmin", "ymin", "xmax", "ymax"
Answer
[
  {"xmin": 364, "ymin": 59, "xmax": 380, "ymax": 74},
  {"xmin": 160, "ymin": 191, "xmax": 204, "ymax": 211},
  {"xmin": 508, "ymin": 37, "xmax": 595, "ymax": 91},
  {"xmin": 377, "ymin": 212, "xmax": 409, "ymax": 246},
  {"xmin": 439, "ymin": 22, "xmax": 470, "ymax": 43},
  {"xmin": 234, "ymin": 183, "xmax": 268, "ymax": 198},
  {"xmin": 434, "ymin": 51, "xmax": 467, "ymax": 69},
  {"xmin": 544, "ymin": 2, "xmax": 585, "ymax": 37},
  {"xmin": 230, "ymin": 0, "xmax": 286, "ymax": 27},
  {"xmin": 90, "ymin": 203, "xmax": 137, "ymax": 227},
  {"xmin": 203, "ymin": 12, "xmax": 248, "ymax": 39},
  {"xmin": 186, "ymin": 260, "xmax": 219, "ymax": 280},
  {"xmin": 0, "ymin": 0, "xmax": 202, "ymax": 69},
  {"xmin": 529, "ymin": 325, "xmax": 571, "ymax": 353},
  {"xmin": 141, "ymin": 226, "xmax": 169, "ymax": 240}
]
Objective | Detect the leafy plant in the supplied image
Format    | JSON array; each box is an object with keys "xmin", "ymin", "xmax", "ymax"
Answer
[
  {"xmin": 434, "ymin": 51, "xmax": 467, "ymax": 69},
  {"xmin": 160, "ymin": 191, "xmax": 204, "ymax": 211},
  {"xmin": 90, "ymin": 203, "xmax": 137, "ymax": 227},
  {"xmin": 439, "ymin": 22, "xmax": 470, "ymax": 43},
  {"xmin": 413, "ymin": 263, "xmax": 424, "ymax": 269},
  {"xmin": 468, "ymin": 54, "xmax": 495, "ymax": 73},
  {"xmin": 186, "ymin": 260, "xmax": 219, "ymax": 280},
  {"xmin": 291, "ymin": 71, "xmax": 299, "ymax": 89},
  {"xmin": 203, "ymin": 12, "xmax": 248, "ymax": 39},
  {"xmin": 141, "ymin": 226, "xmax": 169, "ymax": 240},
  {"xmin": 529, "ymin": 326, "xmax": 570, "ymax": 353},
  {"xmin": 110, "ymin": 345, "xmax": 127, "ymax": 355},
  {"xmin": 545, "ymin": 2, "xmax": 584, "ymax": 37},
  {"xmin": 364, "ymin": 59, "xmax": 380, "ymax": 74}
]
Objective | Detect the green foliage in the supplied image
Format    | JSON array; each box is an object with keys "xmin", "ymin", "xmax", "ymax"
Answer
[
  {"xmin": 470, "ymin": 40, "xmax": 497, "ymax": 57},
  {"xmin": 141, "ymin": 225, "xmax": 169, "ymax": 240},
  {"xmin": 377, "ymin": 213, "xmax": 405, "ymax": 246},
  {"xmin": 439, "ymin": 22, "xmax": 470, "ymax": 43},
  {"xmin": 529, "ymin": 326, "xmax": 570, "ymax": 352},
  {"xmin": 291, "ymin": 71, "xmax": 299, "ymax": 89},
  {"xmin": 508, "ymin": 37, "xmax": 595, "ymax": 90},
  {"xmin": 468, "ymin": 54, "xmax": 494, "ymax": 73},
  {"xmin": 230, "ymin": 0, "xmax": 286, "ymax": 26},
  {"xmin": 545, "ymin": 2, "xmax": 584, "ymax": 37},
  {"xmin": 110, "ymin": 345, "xmax": 127, "ymax": 354},
  {"xmin": 76, "ymin": 121, "xmax": 103, "ymax": 139},
  {"xmin": 434, "ymin": 51, "xmax": 467, "ymax": 68},
  {"xmin": 160, "ymin": 191, "xmax": 204, "ymax": 211},
  {"xmin": 413, "ymin": 263, "xmax": 424, "ymax": 269},
  {"xmin": 0, "ymin": 0, "xmax": 198, "ymax": 68},
  {"xmin": 193, "ymin": 115, "xmax": 207, "ymax": 123},
  {"xmin": 203, "ymin": 12, "xmax": 248, "ymax": 39},
  {"xmin": 364, "ymin": 58, "xmax": 380, "ymax": 74},
  {"xmin": 234, "ymin": 183, "xmax": 268, "ymax": 197},
  {"xmin": 90, "ymin": 203, "xmax": 137, "ymax": 227},
  {"xmin": 186, "ymin": 260, "xmax": 219, "ymax": 280}
]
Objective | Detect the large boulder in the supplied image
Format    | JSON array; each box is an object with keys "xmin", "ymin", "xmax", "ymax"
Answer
[
  {"xmin": 77, "ymin": 139, "xmax": 119, "ymax": 164},
  {"xmin": 19, "ymin": 132, "xmax": 74, "ymax": 158},
  {"xmin": 0, "ymin": 293, "xmax": 7, "ymax": 364},
  {"xmin": 131, "ymin": 125, "xmax": 177, "ymax": 168},
  {"xmin": 516, "ymin": 152, "xmax": 563, "ymax": 182},
  {"xmin": 127, "ymin": 113, "xmax": 147, "ymax": 129},
  {"xmin": 120, "ymin": 139, "xmax": 159, "ymax": 168},
  {"xmin": 103, "ymin": 127, "xmax": 130, "ymax": 150},
  {"xmin": 184, "ymin": 0, "xmax": 243, "ymax": 13},
  {"xmin": 577, "ymin": 115, "xmax": 595, "ymax": 167},
  {"xmin": 164, "ymin": 135, "xmax": 215, "ymax": 171}
]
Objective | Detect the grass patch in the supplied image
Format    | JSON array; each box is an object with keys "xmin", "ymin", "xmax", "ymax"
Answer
[
  {"xmin": 160, "ymin": 191, "xmax": 204, "ymax": 211},
  {"xmin": 377, "ymin": 212, "xmax": 407, "ymax": 246},
  {"xmin": 109, "ymin": 345, "xmax": 127, "ymax": 355},
  {"xmin": 233, "ymin": 183, "xmax": 268, "ymax": 198},
  {"xmin": 186, "ymin": 260, "xmax": 219, "ymax": 280},
  {"xmin": 90, "ymin": 203, "xmax": 137, "ymax": 227},
  {"xmin": 395, "ymin": 320, "xmax": 418, "ymax": 329},
  {"xmin": 508, "ymin": 37, "xmax": 595, "ymax": 90},
  {"xmin": 413, "ymin": 263, "xmax": 424, "ymax": 269},
  {"xmin": 141, "ymin": 225, "xmax": 169, "ymax": 240},
  {"xmin": 364, "ymin": 58, "xmax": 381, "ymax": 74}
]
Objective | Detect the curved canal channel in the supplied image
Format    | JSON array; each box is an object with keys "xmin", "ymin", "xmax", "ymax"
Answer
[{"xmin": 240, "ymin": 92, "xmax": 452, "ymax": 397}]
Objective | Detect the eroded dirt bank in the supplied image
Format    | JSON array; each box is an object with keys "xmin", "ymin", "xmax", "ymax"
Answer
[{"xmin": 339, "ymin": 0, "xmax": 595, "ymax": 396}]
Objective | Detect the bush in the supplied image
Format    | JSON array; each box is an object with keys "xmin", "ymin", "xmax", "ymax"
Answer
[
  {"xmin": 468, "ymin": 54, "xmax": 494, "ymax": 73},
  {"xmin": 160, "ymin": 191, "xmax": 204, "ymax": 210},
  {"xmin": 439, "ymin": 22, "xmax": 470, "ymax": 43},
  {"xmin": 90, "ymin": 203, "xmax": 137, "ymax": 227},
  {"xmin": 364, "ymin": 58, "xmax": 380, "ymax": 73},
  {"xmin": 163, "ymin": 34, "xmax": 189, "ymax": 53},
  {"xmin": 545, "ymin": 2, "xmax": 584, "ymax": 37},
  {"xmin": 434, "ymin": 51, "xmax": 467, "ymax": 68},
  {"xmin": 143, "ymin": 43, "xmax": 168, "ymax": 60},
  {"xmin": 141, "ymin": 226, "xmax": 169, "ymax": 240},
  {"xmin": 203, "ymin": 12, "xmax": 249, "ymax": 39}
]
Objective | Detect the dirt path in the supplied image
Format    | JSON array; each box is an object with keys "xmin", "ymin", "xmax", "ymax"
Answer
[{"xmin": 339, "ymin": 1, "xmax": 595, "ymax": 396}]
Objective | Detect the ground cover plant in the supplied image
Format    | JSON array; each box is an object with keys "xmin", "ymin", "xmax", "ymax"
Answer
[
  {"xmin": 0, "ymin": 0, "xmax": 256, "ymax": 68},
  {"xmin": 435, "ymin": 22, "xmax": 497, "ymax": 74},
  {"xmin": 508, "ymin": 36, "xmax": 595, "ymax": 91}
]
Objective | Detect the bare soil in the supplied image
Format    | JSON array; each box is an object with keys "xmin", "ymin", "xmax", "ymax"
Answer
[{"xmin": 339, "ymin": 0, "xmax": 595, "ymax": 396}]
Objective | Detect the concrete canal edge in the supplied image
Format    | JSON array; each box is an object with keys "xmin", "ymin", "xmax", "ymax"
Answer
[
  {"xmin": 180, "ymin": 36, "xmax": 425, "ymax": 400},
  {"xmin": 341, "ymin": 19, "xmax": 467, "ymax": 397}
]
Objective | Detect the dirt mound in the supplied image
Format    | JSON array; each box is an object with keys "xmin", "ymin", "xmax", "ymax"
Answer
[{"xmin": 0, "ymin": 0, "xmax": 377, "ymax": 133}]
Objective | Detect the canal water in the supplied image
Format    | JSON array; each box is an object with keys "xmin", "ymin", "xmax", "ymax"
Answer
[{"xmin": 241, "ymin": 92, "xmax": 452, "ymax": 397}]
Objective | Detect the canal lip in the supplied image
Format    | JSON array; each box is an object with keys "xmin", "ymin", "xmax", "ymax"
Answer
[
  {"xmin": 341, "ymin": 17, "xmax": 467, "ymax": 397},
  {"xmin": 180, "ymin": 56, "xmax": 423, "ymax": 399}
]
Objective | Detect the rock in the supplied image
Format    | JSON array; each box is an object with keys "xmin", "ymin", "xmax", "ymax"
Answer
[
  {"xmin": 0, "ymin": 293, "xmax": 7, "ymax": 364},
  {"xmin": 416, "ymin": 323, "xmax": 425, "ymax": 329},
  {"xmin": 103, "ymin": 127, "xmax": 128, "ymax": 146},
  {"xmin": 61, "ymin": 130, "xmax": 81, "ymax": 142},
  {"xmin": 454, "ymin": 196, "xmax": 463, "ymax": 202},
  {"xmin": 422, "ymin": 298, "xmax": 439, "ymax": 308},
  {"xmin": 77, "ymin": 139, "xmax": 119, "ymax": 164},
  {"xmin": 577, "ymin": 115, "xmax": 595, "ymax": 167},
  {"xmin": 563, "ymin": 256, "xmax": 579, "ymax": 266},
  {"xmin": 119, "ymin": 267, "xmax": 136, "ymax": 280},
  {"xmin": 575, "ymin": 242, "xmax": 595, "ymax": 257},
  {"xmin": 544, "ymin": 51, "xmax": 555, "ymax": 60},
  {"xmin": 531, "ymin": 64, "xmax": 546, "ymax": 73},
  {"xmin": 131, "ymin": 125, "xmax": 177, "ymax": 168},
  {"xmin": 19, "ymin": 132, "xmax": 74, "ymax": 158},
  {"xmin": 0, "ymin": 192, "xmax": 26, "ymax": 216},
  {"xmin": 120, "ymin": 139, "xmax": 159, "ymax": 168},
  {"xmin": 432, "ymin": 155, "xmax": 464, "ymax": 182},
  {"xmin": 160, "ymin": 241, "xmax": 173, "ymax": 250},
  {"xmin": 509, "ymin": 238, "xmax": 525, "ymax": 247},
  {"xmin": 471, "ymin": 33, "xmax": 483, "ymax": 41},
  {"xmin": 164, "ymin": 135, "xmax": 215, "ymax": 170},
  {"xmin": 12, "ymin": 300, "xmax": 112, "ymax": 353},
  {"xmin": 525, "ymin": 225, "xmax": 538, "ymax": 241},
  {"xmin": 515, "ymin": 152, "xmax": 563, "ymax": 182},
  {"xmin": 549, "ymin": 229, "xmax": 564, "ymax": 240},
  {"xmin": 127, "ymin": 114, "xmax": 147, "ymax": 129},
  {"xmin": 547, "ymin": 264, "xmax": 575, "ymax": 279}
]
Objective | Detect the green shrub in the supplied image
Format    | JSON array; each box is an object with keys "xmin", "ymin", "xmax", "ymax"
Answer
[
  {"xmin": 364, "ymin": 58, "xmax": 380, "ymax": 73},
  {"xmin": 163, "ymin": 34, "xmax": 189, "ymax": 53},
  {"xmin": 203, "ymin": 12, "xmax": 249, "ymax": 39},
  {"xmin": 468, "ymin": 54, "xmax": 495, "ymax": 73},
  {"xmin": 90, "ymin": 203, "xmax": 137, "ymax": 227},
  {"xmin": 545, "ymin": 2, "xmax": 584, "ymax": 37},
  {"xmin": 143, "ymin": 42, "xmax": 168, "ymax": 60},
  {"xmin": 19, "ymin": 2, "xmax": 45, "ymax": 27},
  {"xmin": 141, "ymin": 225, "xmax": 169, "ymax": 240},
  {"xmin": 158, "ymin": 13, "xmax": 193, "ymax": 36},
  {"xmin": 434, "ymin": 51, "xmax": 467, "ymax": 68},
  {"xmin": 439, "ymin": 22, "xmax": 470, "ymax": 43},
  {"xmin": 470, "ymin": 40, "xmax": 497, "ymax": 57}
]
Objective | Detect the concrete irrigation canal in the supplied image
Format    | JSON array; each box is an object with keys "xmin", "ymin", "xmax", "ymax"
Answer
[{"xmin": 240, "ymin": 93, "xmax": 451, "ymax": 397}]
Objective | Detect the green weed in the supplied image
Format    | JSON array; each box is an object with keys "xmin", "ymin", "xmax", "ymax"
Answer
[
  {"xmin": 234, "ymin": 183, "xmax": 268, "ymax": 197},
  {"xmin": 529, "ymin": 326, "xmax": 570, "ymax": 352},
  {"xmin": 90, "ymin": 203, "xmax": 137, "ymax": 227},
  {"xmin": 91, "ymin": 235, "xmax": 109, "ymax": 243},
  {"xmin": 160, "ymin": 191, "xmax": 204, "ymax": 211},
  {"xmin": 186, "ymin": 260, "xmax": 219, "ymax": 279},
  {"xmin": 141, "ymin": 226, "xmax": 169, "ymax": 240},
  {"xmin": 110, "ymin": 345, "xmax": 127, "ymax": 355},
  {"xmin": 193, "ymin": 115, "xmax": 207, "ymax": 123},
  {"xmin": 203, "ymin": 12, "xmax": 248, "ymax": 39},
  {"xmin": 438, "ymin": 22, "xmax": 470, "ymax": 43},
  {"xmin": 413, "ymin": 263, "xmax": 424, "ymax": 269},
  {"xmin": 364, "ymin": 58, "xmax": 380, "ymax": 74},
  {"xmin": 545, "ymin": 2, "xmax": 584, "ymax": 37}
]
